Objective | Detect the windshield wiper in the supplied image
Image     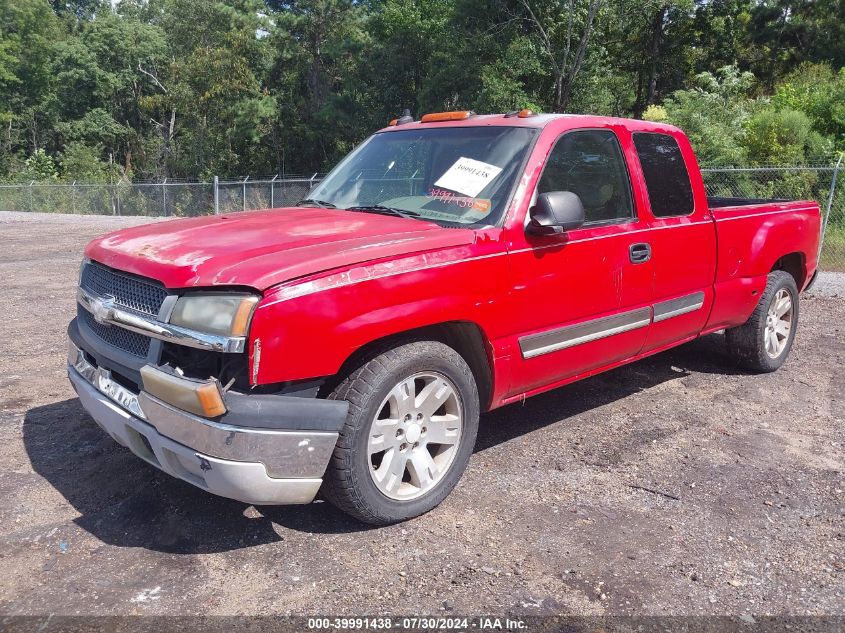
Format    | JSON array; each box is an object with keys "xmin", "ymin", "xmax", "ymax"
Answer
[
  {"xmin": 346, "ymin": 205, "xmax": 421, "ymax": 220},
  {"xmin": 297, "ymin": 198, "xmax": 337, "ymax": 208}
]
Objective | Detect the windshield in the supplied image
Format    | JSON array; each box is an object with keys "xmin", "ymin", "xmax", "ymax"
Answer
[{"xmin": 306, "ymin": 126, "xmax": 538, "ymax": 226}]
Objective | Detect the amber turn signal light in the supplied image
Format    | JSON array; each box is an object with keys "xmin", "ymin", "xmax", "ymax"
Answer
[
  {"xmin": 141, "ymin": 365, "xmax": 227, "ymax": 418},
  {"xmin": 196, "ymin": 382, "xmax": 227, "ymax": 417},
  {"xmin": 230, "ymin": 296, "xmax": 260, "ymax": 337}
]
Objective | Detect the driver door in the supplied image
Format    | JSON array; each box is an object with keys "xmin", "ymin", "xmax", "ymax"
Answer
[{"xmin": 504, "ymin": 126, "xmax": 654, "ymax": 396}]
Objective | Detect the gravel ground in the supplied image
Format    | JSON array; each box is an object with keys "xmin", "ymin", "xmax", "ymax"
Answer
[
  {"xmin": 0, "ymin": 211, "xmax": 842, "ymax": 617},
  {"xmin": 810, "ymin": 272, "xmax": 845, "ymax": 299}
]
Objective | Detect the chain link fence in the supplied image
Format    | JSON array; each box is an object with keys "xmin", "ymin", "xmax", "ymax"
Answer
[
  {"xmin": 1, "ymin": 164, "xmax": 842, "ymax": 270},
  {"xmin": 701, "ymin": 162, "xmax": 844, "ymax": 271},
  {"xmin": 215, "ymin": 176, "xmax": 321, "ymax": 215},
  {"xmin": 0, "ymin": 175, "xmax": 322, "ymax": 219}
]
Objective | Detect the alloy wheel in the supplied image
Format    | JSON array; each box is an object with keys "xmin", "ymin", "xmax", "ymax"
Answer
[
  {"xmin": 367, "ymin": 372, "xmax": 463, "ymax": 500},
  {"xmin": 764, "ymin": 288, "xmax": 793, "ymax": 359}
]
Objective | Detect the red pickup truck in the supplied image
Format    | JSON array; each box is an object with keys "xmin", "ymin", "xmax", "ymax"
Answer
[{"xmin": 68, "ymin": 111, "xmax": 820, "ymax": 524}]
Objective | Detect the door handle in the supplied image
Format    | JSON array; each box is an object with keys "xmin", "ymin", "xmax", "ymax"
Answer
[{"xmin": 629, "ymin": 242, "xmax": 651, "ymax": 264}]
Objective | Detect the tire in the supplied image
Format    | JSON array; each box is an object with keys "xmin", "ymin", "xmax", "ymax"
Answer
[
  {"xmin": 322, "ymin": 340, "xmax": 480, "ymax": 525},
  {"xmin": 725, "ymin": 270, "xmax": 799, "ymax": 373}
]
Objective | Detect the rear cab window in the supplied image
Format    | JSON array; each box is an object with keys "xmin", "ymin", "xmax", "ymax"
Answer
[{"xmin": 632, "ymin": 132, "xmax": 695, "ymax": 217}]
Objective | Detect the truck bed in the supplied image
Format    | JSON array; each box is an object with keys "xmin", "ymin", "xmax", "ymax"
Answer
[{"xmin": 704, "ymin": 198, "xmax": 821, "ymax": 332}]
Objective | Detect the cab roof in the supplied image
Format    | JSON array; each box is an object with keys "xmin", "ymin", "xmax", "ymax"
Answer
[{"xmin": 377, "ymin": 113, "xmax": 683, "ymax": 135}]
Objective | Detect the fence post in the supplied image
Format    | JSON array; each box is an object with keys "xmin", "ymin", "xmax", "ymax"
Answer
[
  {"xmin": 270, "ymin": 174, "xmax": 278, "ymax": 208},
  {"xmin": 29, "ymin": 181, "xmax": 34, "ymax": 212},
  {"xmin": 71, "ymin": 181, "xmax": 76, "ymax": 214},
  {"xmin": 820, "ymin": 154, "xmax": 843, "ymax": 265},
  {"xmin": 214, "ymin": 176, "xmax": 220, "ymax": 215},
  {"xmin": 242, "ymin": 176, "xmax": 249, "ymax": 212},
  {"xmin": 162, "ymin": 178, "xmax": 168, "ymax": 217},
  {"xmin": 309, "ymin": 172, "xmax": 318, "ymax": 189}
]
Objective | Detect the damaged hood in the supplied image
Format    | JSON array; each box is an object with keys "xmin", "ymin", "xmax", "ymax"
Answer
[{"xmin": 85, "ymin": 207, "xmax": 475, "ymax": 290}]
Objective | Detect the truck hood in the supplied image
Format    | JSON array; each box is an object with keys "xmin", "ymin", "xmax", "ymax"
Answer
[{"xmin": 85, "ymin": 207, "xmax": 475, "ymax": 290}]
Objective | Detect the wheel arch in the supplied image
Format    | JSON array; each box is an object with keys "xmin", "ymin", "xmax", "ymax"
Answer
[
  {"xmin": 771, "ymin": 252, "xmax": 806, "ymax": 290},
  {"xmin": 321, "ymin": 321, "xmax": 495, "ymax": 411}
]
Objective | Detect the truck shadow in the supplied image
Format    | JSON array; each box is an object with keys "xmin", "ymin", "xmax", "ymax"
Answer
[
  {"xmin": 475, "ymin": 332, "xmax": 739, "ymax": 452},
  {"xmin": 22, "ymin": 333, "xmax": 737, "ymax": 548}
]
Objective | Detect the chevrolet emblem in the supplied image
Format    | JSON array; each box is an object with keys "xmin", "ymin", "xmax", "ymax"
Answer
[{"xmin": 91, "ymin": 295, "xmax": 116, "ymax": 325}]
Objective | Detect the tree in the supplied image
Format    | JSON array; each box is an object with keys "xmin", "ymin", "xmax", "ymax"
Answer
[
  {"xmin": 362, "ymin": 0, "xmax": 455, "ymax": 118},
  {"xmin": 269, "ymin": 0, "xmax": 370, "ymax": 172},
  {"xmin": 773, "ymin": 63, "xmax": 845, "ymax": 150},
  {"xmin": 59, "ymin": 141, "xmax": 117, "ymax": 181},
  {"xmin": 83, "ymin": 6, "xmax": 168, "ymax": 177},
  {"xmin": 659, "ymin": 65, "xmax": 758, "ymax": 165},
  {"xmin": 1, "ymin": 0, "xmax": 844, "ymax": 183},
  {"xmin": 514, "ymin": 0, "xmax": 603, "ymax": 112},
  {"xmin": 140, "ymin": 0, "xmax": 275, "ymax": 178},
  {"xmin": 743, "ymin": 107, "xmax": 830, "ymax": 165},
  {"xmin": 0, "ymin": 0, "xmax": 62, "ymax": 158}
]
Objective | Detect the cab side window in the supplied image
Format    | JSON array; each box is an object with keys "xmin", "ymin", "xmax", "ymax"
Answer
[{"xmin": 537, "ymin": 129, "xmax": 634, "ymax": 224}]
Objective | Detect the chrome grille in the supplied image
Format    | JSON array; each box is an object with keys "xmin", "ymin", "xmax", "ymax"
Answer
[
  {"xmin": 80, "ymin": 261, "xmax": 168, "ymax": 316},
  {"xmin": 79, "ymin": 305, "xmax": 151, "ymax": 358}
]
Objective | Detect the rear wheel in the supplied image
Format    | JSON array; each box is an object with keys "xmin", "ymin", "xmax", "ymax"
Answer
[
  {"xmin": 725, "ymin": 270, "xmax": 799, "ymax": 372},
  {"xmin": 323, "ymin": 340, "xmax": 480, "ymax": 524}
]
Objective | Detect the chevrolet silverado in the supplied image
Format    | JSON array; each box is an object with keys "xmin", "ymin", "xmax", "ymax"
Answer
[{"xmin": 67, "ymin": 111, "xmax": 821, "ymax": 524}]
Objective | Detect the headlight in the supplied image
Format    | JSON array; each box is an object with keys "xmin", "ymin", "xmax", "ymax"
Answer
[{"xmin": 169, "ymin": 294, "xmax": 259, "ymax": 337}]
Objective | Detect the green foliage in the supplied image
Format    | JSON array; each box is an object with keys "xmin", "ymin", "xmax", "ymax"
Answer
[
  {"xmin": 59, "ymin": 142, "xmax": 119, "ymax": 182},
  {"xmin": 475, "ymin": 37, "xmax": 545, "ymax": 113},
  {"xmin": 360, "ymin": 0, "xmax": 453, "ymax": 117},
  {"xmin": 0, "ymin": 0, "xmax": 62, "ymax": 153},
  {"xmin": 270, "ymin": 0, "xmax": 371, "ymax": 172},
  {"xmin": 22, "ymin": 149, "xmax": 58, "ymax": 181},
  {"xmin": 1, "ymin": 0, "xmax": 844, "ymax": 182},
  {"xmin": 743, "ymin": 108, "xmax": 808, "ymax": 165},
  {"xmin": 659, "ymin": 66, "xmax": 758, "ymax": 166},
  {"xmin": 642, "ymin": 105, "xmax": 668, "ymax": 122},
  {"xmin": 656, "ymin": 64, "xmax": 837, "ymax": 165},
  {"xmin": 773, "ymin": 63, "xmax": 845, "ymax": 149}
]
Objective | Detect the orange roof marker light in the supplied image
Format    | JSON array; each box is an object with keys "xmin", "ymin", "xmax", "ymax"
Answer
[
  {"xmin": 420, "ymin": 110, "xmax": 475, "ymax": 123},
  {"xmin": 504, "ymin": 109, "xmax": 538, "ymax": 118}
]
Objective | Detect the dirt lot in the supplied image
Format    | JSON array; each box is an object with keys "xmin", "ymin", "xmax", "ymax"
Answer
[{"xmin": 0, "ymin": 211, "xmax": 842, "ymax": 617}]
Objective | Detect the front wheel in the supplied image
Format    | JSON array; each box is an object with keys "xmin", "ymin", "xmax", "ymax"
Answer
[
  {"xmin": 725, "ymin": 270, "xmax": 799, "ymax": 372},
  {"xmin": 322, "ymin": 340, "xmax": 480, "ymax": 524}
]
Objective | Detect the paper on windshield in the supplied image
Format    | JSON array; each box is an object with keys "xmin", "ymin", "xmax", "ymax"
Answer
[{"xmin": 434, "ymin": 157, "xmax": 503, "ymax": 197}]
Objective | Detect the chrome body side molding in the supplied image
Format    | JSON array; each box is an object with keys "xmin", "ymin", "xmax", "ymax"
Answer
[
  {"xmin": 652, "ymin": 291, "xmax": 706, "ymax": 323},
  {"xmin": 519, "ymin": 291, "xmax": 707, "ymax": 359},
  {"xmin": 520, "ymin": 307, "xmax": 652, "ymax": 359}
]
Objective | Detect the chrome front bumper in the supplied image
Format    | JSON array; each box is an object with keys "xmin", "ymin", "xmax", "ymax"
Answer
[{"xmin": 67, "ymin": 341, "xmax": 340, "ymax": 505}]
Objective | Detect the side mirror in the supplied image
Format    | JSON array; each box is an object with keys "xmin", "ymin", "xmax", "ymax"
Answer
[{"xmin": 526, "ymin": 191, "xmax": 585, "ymax": 236}]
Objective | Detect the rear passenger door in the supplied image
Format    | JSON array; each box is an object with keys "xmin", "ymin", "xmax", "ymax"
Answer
[{"xmin": 631, "ymin": 131, "xmax": 717, "ymax": 353}]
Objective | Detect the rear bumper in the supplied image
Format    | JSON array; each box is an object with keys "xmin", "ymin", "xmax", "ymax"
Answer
[{"xmin": 67, "ymin": 340, "xmax": 345, "ymax": 505}]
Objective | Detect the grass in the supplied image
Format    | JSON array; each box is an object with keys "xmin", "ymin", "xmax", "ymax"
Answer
[{"xmin": 820, "ymin": 222, "xmax": 845, "ymax": 272}]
